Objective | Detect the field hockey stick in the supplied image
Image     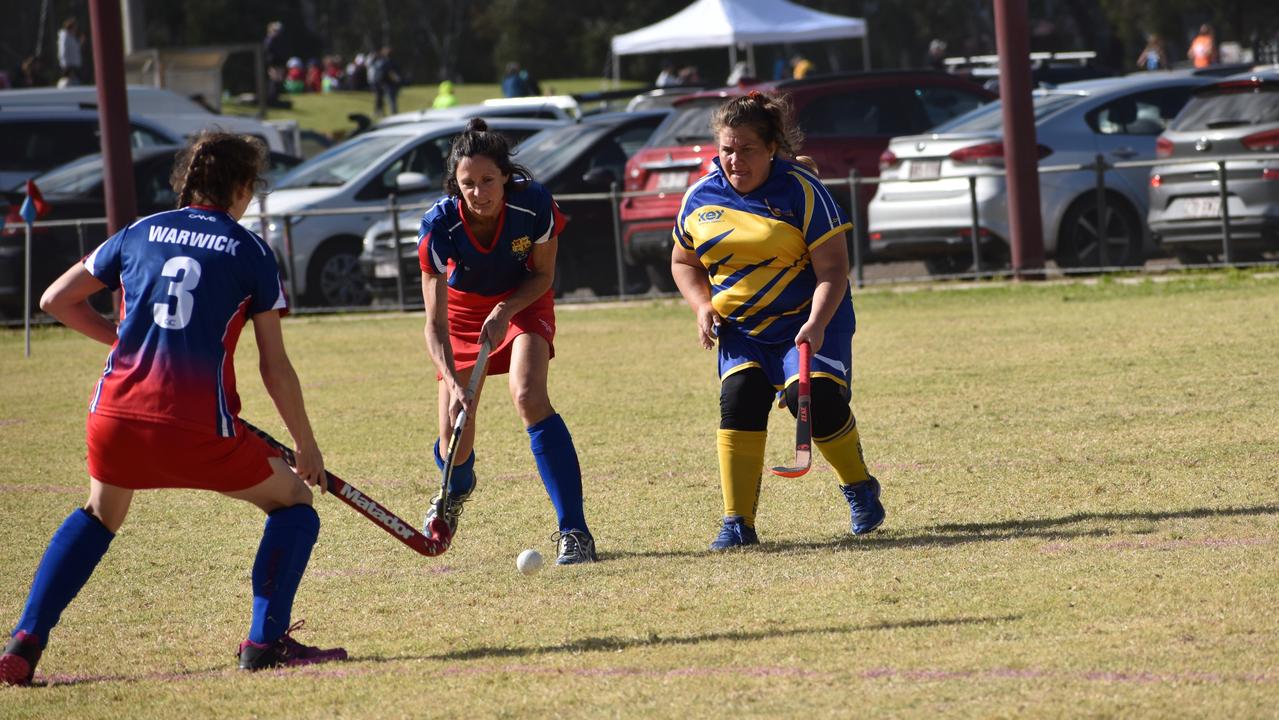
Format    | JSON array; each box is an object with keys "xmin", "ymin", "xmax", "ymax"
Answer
[
  {"xmin": 436, "ymin": 338, "xmax": 492, "ymax": 520},
  {"xmin": 240, "ymin": 420, "xmax": 451, "ymax": 557},
  {"xmin": 770, "ymin": 341, "xmax": 812, "ymax": 478}
]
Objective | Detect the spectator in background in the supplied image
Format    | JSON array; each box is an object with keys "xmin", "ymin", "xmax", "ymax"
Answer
[
  {"xmin": 1188, "ymin": 24, "xmax": 1218, "ymax": 68},
  {"xmin": 519, "ymin": 68, "xmax": 541, "ymax": 96},
  {"xmin": 677, "ymin": 66, "xmax": 701, "ymax": 86},
  {"xmin": 790, "ymin": 54, "xmax": 813, "ymax": 79},
  {"xmin": 263, "ymin": 21, "xmax": 287, "ymax": 104},
  {"xmin": 321, "ymin": 56, "xmax": 344, "ymax": 93},
  {"xmin": 371, "ymin": 46, "xmax": 402, "ymax": 116},
  {"xmin": 57, "ymin": 18, "xmax": 83, "ymax": 85},
  {"xmin": 346, "ymin": 53, "xmax": 368, "ymax": 91},
  {"xmin": 502, "ymin": 62, "xmax": 524, "ymax": 97},
  {"xmin": 12, "ymin": 56, "xmax": 46, "ymax": 88},
  {"xmin": 1137, "ymin": 34, "xmax": 1168, "ymax": 71},
  {"xmin": 726, "ymin": 61, "xmax": 751, "ymax": 85},
  {"xmin": 284, "ymin": 57, "xmax": 305, "ymax": 94},
  {"xmin": 656, "ymin": 62, "xmax": 679, "ymax": 87},
  {"xmin": 925, "ymin": 39, "xmax": 948, "ymax": 71},
  {"xmin": 305, "ymin": 59, "xmax": 323, "ymax": 93},
  {"xmin": 433, "ymin": 80, "xmax": 459, "ymax": 109}
]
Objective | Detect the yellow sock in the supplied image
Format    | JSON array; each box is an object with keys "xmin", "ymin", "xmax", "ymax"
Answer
[
  {"xmin": 815, "ymin": 414, "xmax": 872, "ymax": 486},
  {"xmin": 717, "ymin": 429, "xmax": 766, "ymax": 526}
]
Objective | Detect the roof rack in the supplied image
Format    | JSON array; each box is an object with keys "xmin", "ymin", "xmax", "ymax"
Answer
[{"xmin": 944, "ymin": 51, "xmax": 1098, "ymax": 69}]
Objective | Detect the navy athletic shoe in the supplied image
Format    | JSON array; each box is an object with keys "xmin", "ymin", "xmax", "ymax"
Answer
[
  {"xmin": 553, "ymin": 529, "xmax": 597, "ymax": 565},
  {"xmin": 841, "ymin": 477, "xmax": 885, "ymax": 535},
  {"xmin": 0, "ymin": 632, "xmax": 42, "ymax": 686},
  {"xmin": 424, "ymin": 480, "xmax": 476, "ymax": 537},
  {"xmin": 709, "ymin": 516, "xmax": 759, "ymax": 550},
  {"xmin": 238, "ymin": 621, "xmax": 347, "ymax": 671}
]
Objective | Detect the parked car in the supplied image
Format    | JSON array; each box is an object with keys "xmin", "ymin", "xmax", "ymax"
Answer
[
  {"xmin": 0, "ymin": 145, "xmax": 300, "ymax": 319},
  {"xmin": 868, "ymin": 73, "xmax": 1218, "ymax": 274},
  {"xmin": 1147, "ymin": 69, "xmax": 1279, "ymax": 262},
  {"xmin": 241, "ymin": 117, "xmax": 563, "ymax": 307},
  {"xmin": 619, "ymin": 71, "xmax": 995, "ymax": 289},
  {"xmin": 360, "ymin": 110, "xmax": 670, "ymax": 301},
  {"xmin": 0, "ymin": 85, "xmax": 295, "ymax": 155},
  {"xmin": 376, "ymin": 98, "xmax": 580, "ymax": 129}
]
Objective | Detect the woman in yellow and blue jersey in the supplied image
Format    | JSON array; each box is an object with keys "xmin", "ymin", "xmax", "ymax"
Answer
[{"xmin": 670, "ymin": 91, "xmax": 885, "ymax": 550}]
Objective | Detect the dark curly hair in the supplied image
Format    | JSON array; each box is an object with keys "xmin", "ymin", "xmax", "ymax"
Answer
[
  {"xmin": 444, "ymin": 118, "xmax": 533, "ymax": 198},
  {"xmin": 170, "ymin": 130, "xmax": 267, "ymax": 209},
  {"xmin": 710, "ymin": 90, "xmax": 804, "ymax": 158}
]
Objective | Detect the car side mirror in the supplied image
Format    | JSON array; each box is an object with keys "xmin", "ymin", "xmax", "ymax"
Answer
[
  {"xmin": 582, "ymin": 167, "xmax": 616, "ymax": 188},
  {"xmin": 395, "ymin": 172, "xmax": 432, "ymax": 193}
]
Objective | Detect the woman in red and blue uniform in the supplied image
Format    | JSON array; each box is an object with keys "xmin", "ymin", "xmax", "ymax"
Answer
[
  {"xmin": 418, "ymin": 118, "xmax": 596, "ymax": 565},
  {"xmin": 0, "ymin": 132, "xmax": 350, "ymax": 685}
]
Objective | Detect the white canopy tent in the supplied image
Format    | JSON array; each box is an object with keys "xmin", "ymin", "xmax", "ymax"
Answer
[{"xmin": 610, "ymin": 0, "xmax": 869, "ymax": 83}]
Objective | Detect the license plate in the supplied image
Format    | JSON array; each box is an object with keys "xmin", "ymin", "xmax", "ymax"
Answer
[
  {"xmin": 655, "ymin": 171, "xmax": 688, "ymax": 191},
  {"xmin": 909, "ymin": 160, "xmax": 941, "ymax": 180},
  {"xmin": 1182, "ymin": 196, "xmax": 1220, "ymax": 218},
  {"xmin": 374, "ymin": 261, "xmax": 399, "ymax": 278}
]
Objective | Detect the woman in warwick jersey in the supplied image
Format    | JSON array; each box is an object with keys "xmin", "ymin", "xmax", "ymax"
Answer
[
  {"xmin": 0, "ymin": 132, "xmax": 347, "ymax": 685},
  {"xmin": 418, "ymin": 118, "xmax": 597, "ymax": 565},
  {"xmin": 670, "ymin": 91, "xmax": 886, "ymax": 550}
]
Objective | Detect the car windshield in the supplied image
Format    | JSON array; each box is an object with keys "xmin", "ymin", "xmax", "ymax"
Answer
[
  {"xmin": 34, "ymin": 154, "xmax": 106, "ymax": 196},
  {"xmin": 1170, "ymin": 86, "xmax": 1279, "ymax": 131},
  {"xmin": 648, "ymin": 99, "xmax": 722, "ymax": 147},
  {"xmin": 930, "ymin": 93, "xmax": 1083, "ymax": 133},
  {"xmin": 515, "ymin": 125, "xmax": 609, "ymax": 180},
  {"xmin": 275, "ymin": 134, "xmax": 406, "ymax": 190}
]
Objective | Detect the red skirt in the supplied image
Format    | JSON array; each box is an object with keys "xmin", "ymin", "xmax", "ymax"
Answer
[
  {"xmin": 445, "ymin": 286, "xmax": 555, "ymax": 377},
  {"xmin": 86, "ymin": 414, "xmax": 280, "ymax": 491}
]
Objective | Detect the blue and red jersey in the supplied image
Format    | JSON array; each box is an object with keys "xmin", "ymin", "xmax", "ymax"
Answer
[
  {"xmin": 83, "ymin": 205, "xmax": 288, "ymax": 437},
  {"xmin": 416, "ymin": 180, "xmax": 566, "ymax": 297}
]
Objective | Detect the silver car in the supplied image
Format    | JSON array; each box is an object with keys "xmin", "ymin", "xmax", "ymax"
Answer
[
  {"xmin": 868, "ymin": 74, "xmax": 1216, "ymax": 275},
  {"xmin": 1147, "ymin": 69, "xmax": 1279, "ymax": 262},
  {"xmin": 241, "ymin": 117, "xmax": 562, "ymax": 307}
]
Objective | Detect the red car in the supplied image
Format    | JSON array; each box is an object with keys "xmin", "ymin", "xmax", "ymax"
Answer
[{"xmin": 620, "ymin": 71, "xmax": 995, "ymax": 289}]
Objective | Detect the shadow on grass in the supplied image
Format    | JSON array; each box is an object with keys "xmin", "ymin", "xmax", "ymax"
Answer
[
  {"xmin": 405, "ymin": 614, "xmax": 1020, "ymax": 663},
  {"xmin": 605, "ymin": 503, "xmax": 1279, "ymax": 560}
]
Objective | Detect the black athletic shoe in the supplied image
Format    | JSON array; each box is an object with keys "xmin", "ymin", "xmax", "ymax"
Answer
[
  {"xmin": 553, "ymin": 529, "xmax": 597, "ymax": 565},
  {"xmin": 424, "ymin": 480, "xmax": 476, "ymax": 537},
  {"xmin": 237, "ymin": 621, "xmax": 347, "ymax": 671},
  {"xmin": 0, "ymin": 631, "xmax": 42, "ymax": 686}
]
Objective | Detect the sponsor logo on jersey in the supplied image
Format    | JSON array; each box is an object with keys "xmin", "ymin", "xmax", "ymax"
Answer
[
  {"xmin": 339, "ymin": 483, "xmax": 414, "ymax": 539},
  {"xmin": 510, "ymin": 235, "xmax": 532, "ymax": 260},
  {"xmin": 764, "ymin": 199, "xmax": 794, "ymax": 218},
  {"xmin": 188, "ymin": 213, "xmax": 217, "ymax": 222},
  {"xmin": 697, "ymin": 209, "xmax": 725, "ymax": 223},
  {"xmin": 146, "ymin": 225, "xmax": 240, "ymax": 256}
]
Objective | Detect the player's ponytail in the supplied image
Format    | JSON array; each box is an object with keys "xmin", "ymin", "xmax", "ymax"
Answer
[
  {"xmin": 710, "ymin": 90, "xmax": 803, "ymax": 158},
  {"xmin": 445, "ymin": 117, "xmax": 534, "ymax": 198},
  {"xmin": 171, "ymin": 131, "xmax": 267, "ymax": 210}
]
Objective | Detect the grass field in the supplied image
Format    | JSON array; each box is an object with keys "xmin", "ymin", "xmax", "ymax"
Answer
[
  {"xmin": 223, "ymin": 79, "xmax": 643, "ymax": 137},
  {"xmin": 2, "ymin": 272, "xmax": 1278, "ymax": 717}
]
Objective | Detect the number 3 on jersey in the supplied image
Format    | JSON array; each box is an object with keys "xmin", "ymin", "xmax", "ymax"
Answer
[{"xmin": 153, "ymin": 256, "xmax": 202, "ymax": 330}]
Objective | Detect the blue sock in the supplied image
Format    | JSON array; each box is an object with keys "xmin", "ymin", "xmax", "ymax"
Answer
[
  {"xmin": 14, "ymin": 508, "xmax": 114, "ymax": 648},
  {"xmin": 248, "ymin": 504, "xmax": 319, "ymax": 644},
  {"xmin": 434, "ymin": 439, "xmax": 476, "ymax": 496},
  {"xmin": 528, "ymin": 414, "xmax": 588, "ymax": 534}
]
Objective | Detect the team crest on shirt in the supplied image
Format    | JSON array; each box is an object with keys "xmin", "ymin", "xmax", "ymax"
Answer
[
  {"xmin": 510, "ymin": 235, "xmax": 532, "ymax": 260},
  {"xmin": 764, "ymin": 198, "xmax": 795, "ymax": 218}
]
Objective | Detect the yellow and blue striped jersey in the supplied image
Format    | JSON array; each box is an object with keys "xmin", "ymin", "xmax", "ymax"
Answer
[{"xmin": 674, "ymin": 157, "xmax": 854, "ymax": 344}]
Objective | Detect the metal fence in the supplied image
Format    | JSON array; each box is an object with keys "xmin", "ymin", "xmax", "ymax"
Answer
[{"xmin": 9, "ymin": 150, "xmax": 1279, "ymax": 355}]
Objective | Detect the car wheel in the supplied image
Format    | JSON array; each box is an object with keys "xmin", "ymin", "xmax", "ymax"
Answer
[
  {"xmin": 923, "ymin": 255, "xmax": 974, "ymax": 277},
  {"xmin": 645, "ymin": 262, "xmax": 677, "ymax": 293},
  {"xmin": 1057, "ymin": 196, "xmax": 1142, "ymax": 269},
  {"xmin": 306, "ymin": 238, "xmax": 371, "ymax": 307}
]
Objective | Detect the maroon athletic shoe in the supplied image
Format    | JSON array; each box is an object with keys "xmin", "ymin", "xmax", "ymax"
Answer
[
  {"xmin": 237, "ymin": 621, "xmax": 347, "ymax": 671},
  {"xmin": 0, "ymin": 632, "xmax": 42, "ymax": 686}
]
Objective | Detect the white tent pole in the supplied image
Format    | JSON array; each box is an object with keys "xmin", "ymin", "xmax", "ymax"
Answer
[
  {"xmin": 612, "ymin": 53, "xmax": 619, "ymax": 87},
  {"xmin": 729, "ymin": 43, "xmax": 737, "ymax": 71},
  {"xmin": 862, "ymin": 33, "xmax": 871, "ymax": 70},
  {"xmin": 747, "ymin": 43, "xmax": 756, "ymax": 77}
]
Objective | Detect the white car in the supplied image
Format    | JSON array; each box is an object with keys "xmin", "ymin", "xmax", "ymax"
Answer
[
  {"xmin": 869, "ymin": 73, "xmax": 1219, "ymax": 274},
  {"xmin": 242, "ymin": 117, "xmax": 563, "ymax": 307}
]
